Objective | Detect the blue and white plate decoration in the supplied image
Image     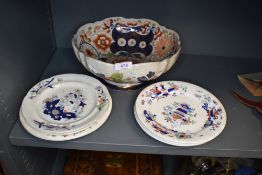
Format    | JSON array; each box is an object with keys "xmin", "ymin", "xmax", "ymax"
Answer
[
  {"xmin": 134, "ymin": 81, "xmax": 226, "ymax": 146},
  {"xmin": 20, "ymin": 74, "xmax": 112, "ymax": 141}
]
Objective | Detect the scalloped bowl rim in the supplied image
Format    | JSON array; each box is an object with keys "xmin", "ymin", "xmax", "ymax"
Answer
[
  {"xmin": 72, "ymin": 16, "xmax": 181, "ymax": 67},
  {"xmin": 72, "ymin": 36, "xmax": 181, "ymax": 68}
]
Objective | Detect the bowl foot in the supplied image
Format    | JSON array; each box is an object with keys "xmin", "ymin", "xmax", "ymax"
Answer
[{"xmin": 103, "ymin": 80, "xmax": 146, "ymax": 90}]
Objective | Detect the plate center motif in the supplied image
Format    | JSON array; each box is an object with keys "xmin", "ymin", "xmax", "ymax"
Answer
[
  {"xmin": 42, "ymin": 88, "xmax": 87, "ymax": 121},
  {"xmin": 147, "ymin": 92, "xmax": 208, "ymax": 134},
  {"xmin": 33, "ymin": 80, "xmax": 99, "ymax": 124}
]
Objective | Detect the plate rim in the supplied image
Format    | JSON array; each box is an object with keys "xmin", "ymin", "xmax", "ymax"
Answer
[{"xmin": 19, "ymin": 97, "xmax": 112, "ymax": 141}]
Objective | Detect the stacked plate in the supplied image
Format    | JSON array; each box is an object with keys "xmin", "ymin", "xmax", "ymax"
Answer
[
  {"xmin": 20, "ymin": 74, "xmax": 112, "ymax": 141},
  {"xmin": 134, "ymin": 81, "xmax": 227, "ymax": 146}
]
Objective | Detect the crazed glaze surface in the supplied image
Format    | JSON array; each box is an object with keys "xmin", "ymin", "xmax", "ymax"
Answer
[{"xmin": 72, "ymin": 17, "xmax": 181, "ymax": 88}]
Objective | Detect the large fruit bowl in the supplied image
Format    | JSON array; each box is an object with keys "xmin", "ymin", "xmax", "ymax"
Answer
[{"xmin": 72, "ymin": 17, "xmax": 181, "ymax": 88}]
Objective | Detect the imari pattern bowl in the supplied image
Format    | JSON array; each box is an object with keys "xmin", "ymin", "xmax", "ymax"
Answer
[{"xmin": 72, "ymin": 17, "xmax": 181, "ymax": 88}]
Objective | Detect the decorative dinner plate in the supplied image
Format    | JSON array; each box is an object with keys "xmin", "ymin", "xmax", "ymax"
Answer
[
  {"xmin": 20, "ymin": 100, "xmax": 112, "ymax": 141},
  {"xmin": 20, "ymin": 74, "xmax": 112, "ymax": 141},
  {"xmin": 134, "ymin": 81, "xmax": 226, "ymax": 146}
]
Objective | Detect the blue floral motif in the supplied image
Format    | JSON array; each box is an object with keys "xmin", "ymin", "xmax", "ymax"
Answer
[
  {"xmin": 29, "ymin": 78, "xmax": 55, "ymax": 99},
  {"xmin": 163, "ymin": 103, "xmax": 196, "ymax": 127},
  {"xmin": 43, "ymin": 89, "xmax": 87, "ymax": 121},
  {"xmin": 143, "ymin": 110, "xmax": 192, "ymax": 139},
  {"xmin": 43, "ymin": 99, "xmax": 76, "ymax": 120},
  {"xmin": 194, "ymin": 91, "xmax": 223, "ymax": 131},
  {"xmin": 145, "ymin": 82, "xmax": 179, "ymax": 101},
  {"xmin": 33, "ymin": 120, "xmax": 72, "ymax": 130},
  {"xmin": 202, "ymin": 103, "xmax": 222, "ymax": 129},
  {"xmin": 143, "ymin": 110, "xmax": 154, "ymax": 121},
  {"xmin": 137, "ymin": 71, "xmax": 155, "ymax": 82},
  {"xmin": 95, "ymin": 86, "xmax": 108, "ymax": 111}
]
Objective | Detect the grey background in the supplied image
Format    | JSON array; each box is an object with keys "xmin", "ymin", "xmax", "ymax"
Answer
[
  {"xmin": 51, "ymin": 0, "xmax": 262, "ymax": 58},
  {"xmin": 0, "ymin": 0, "xmax": 57, "ymax": 175}
]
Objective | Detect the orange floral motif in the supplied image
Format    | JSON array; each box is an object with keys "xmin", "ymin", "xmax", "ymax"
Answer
[
  {"xmin": 102, "ymin": 19, "xmax": 113, "ymax": 33},
  {"xmin": 93, "ymin": 34, "xmax": 112, "ymax": 51},
  {"xmin": 138, "ymin": 23, "xmax": 150, "ymax": 34},
  {"xmin": 154, "ymin": 35, "xmax": 174, "ymax": 58},
  {"xmin": 142, "ymin": 21, "xmax": 150, "ymax": 26},
  {"xmin": 80, "ymin": 31, "xmax": 91, "ymax": 43},
  {"xmin": 95, "ymin": 25, "xmax": 100, "ymax": 30},
  {"xmin": 127, "ymin": 21, "xmax": 138, "ymax": 26},
  {"xmin": 153, "ymin": 27, "xmax": 162, "ymax": 40},
  {"xmin": 80, "ymin": 33, "xmax": 87, "ymax": 41},
  {"xmin": 84, "ymin": 48, "xmax": 96, "ymax": 57}
]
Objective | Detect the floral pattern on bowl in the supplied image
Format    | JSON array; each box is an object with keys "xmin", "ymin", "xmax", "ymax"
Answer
[{"xmin": 72, "ymin": 17, "xmax": 181, "ymax": 88}]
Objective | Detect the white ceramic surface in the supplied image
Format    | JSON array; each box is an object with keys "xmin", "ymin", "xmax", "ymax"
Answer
[
  {"xmin": 134, "ymin": 81, "xmax": 227, "ymax": 146},
  {"xmin": 72, "ymin": 17, "xmax": 181, "ymax": 88},
  {"xmin": 20, "ymin": 74, "xmax": 112, "ymax": 141}
]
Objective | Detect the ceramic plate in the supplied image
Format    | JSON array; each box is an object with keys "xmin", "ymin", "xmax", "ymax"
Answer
[
  {"xmin": 135, "ymin": 81, "xmax": 226, "ymax": 146},
  {"xmin": 20, "ymin": 99, "xmax": 112, "ymax": 141},
  {"xmin": 20, "ymin": 74, "xmax": 112, "ymax": 141}
]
